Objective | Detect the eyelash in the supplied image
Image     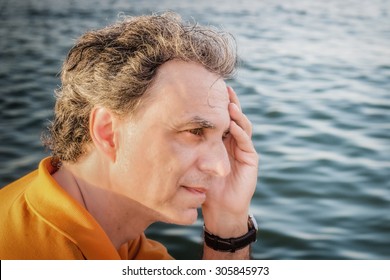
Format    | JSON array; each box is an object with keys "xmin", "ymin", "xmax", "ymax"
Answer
[
  {"xmin": 188, "ymin": 128, "xmax": 204, "ymax": 137},
  {"xmin": 222, "ymin": 130, "xmax": 230, "ymax": 140},
  {"xmin": 187, "ymin": 128, "xmax": 230, "ymax": 140}
]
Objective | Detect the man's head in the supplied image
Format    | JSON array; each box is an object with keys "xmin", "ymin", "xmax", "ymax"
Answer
[
  {"xmin": 112, "ymin": 60, "xmax": 232, "ymax": 224},
  {"xmin": 43, "ymin": 12, "xmax": 237, "ymax": 163}
]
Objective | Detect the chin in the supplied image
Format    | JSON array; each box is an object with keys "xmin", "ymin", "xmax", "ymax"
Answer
[{"xmin": 164, "ymin": 208, "xmax": 199, "ymax": 225}]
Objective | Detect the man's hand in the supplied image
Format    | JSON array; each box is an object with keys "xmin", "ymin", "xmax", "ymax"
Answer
[{"xmin": 202, "ymin": 86, "xmax": 259, "ymax": 259}]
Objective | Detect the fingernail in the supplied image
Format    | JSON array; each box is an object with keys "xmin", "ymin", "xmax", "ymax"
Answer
[{"xmin": 231, "ymin": 103, "xmax": 239, "ymax": 111}]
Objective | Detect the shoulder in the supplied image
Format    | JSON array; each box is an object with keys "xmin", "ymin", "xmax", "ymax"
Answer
[{"xmin": 122, "ymin": 233, "xmax": 174, "ymax": 260}]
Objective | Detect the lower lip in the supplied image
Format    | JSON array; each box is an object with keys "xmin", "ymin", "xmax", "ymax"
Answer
[{"xmin": 183, "ymin": 186, "xmax": 206, "ymax": 197}]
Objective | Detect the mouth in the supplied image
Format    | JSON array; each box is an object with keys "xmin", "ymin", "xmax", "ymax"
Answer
[{"xmin": 182, "ymin": 185, "xmax": 207, "ymax": 201}]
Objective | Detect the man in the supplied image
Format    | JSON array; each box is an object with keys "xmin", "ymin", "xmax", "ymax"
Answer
[{"xmin": 0, "ymin": 12, "xmax": 259, "ymax": 260}]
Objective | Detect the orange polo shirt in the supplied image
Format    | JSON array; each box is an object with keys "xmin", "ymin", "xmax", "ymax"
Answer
[{"xmin": 0, "ymin": 157, "xmax": 173, "ymax": 260}]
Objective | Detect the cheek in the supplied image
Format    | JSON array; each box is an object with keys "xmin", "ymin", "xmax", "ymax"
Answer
[
  {"xmin": 170, "ymin": 139, "xmax": 199, "ymax": 165},
  {"xmin": 114, "ymin": 137, "xmax": 175, "ymax": 191},
  {"xmin": 148, "ymin": 141, "xmax": 187, "ymax": 181},
  {"xmin": 115, "ymin": 127, "xmax": 199, "ymax": 193}
]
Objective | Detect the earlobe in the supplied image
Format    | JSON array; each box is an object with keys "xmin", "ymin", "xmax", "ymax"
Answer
[{"xmin": 89, "ymin": 107, "xmax": 117, "ymax": 162}]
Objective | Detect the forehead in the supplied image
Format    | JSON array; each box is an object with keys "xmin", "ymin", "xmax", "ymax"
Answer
[{"xmin": 150, "ymin": 61, "xmax": 229, "ymax": 112}]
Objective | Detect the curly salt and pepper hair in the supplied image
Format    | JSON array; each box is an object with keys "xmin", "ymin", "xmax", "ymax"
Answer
[{"xmin": 42, "ymin": 12, "xmax": 238, "ymax": 163}]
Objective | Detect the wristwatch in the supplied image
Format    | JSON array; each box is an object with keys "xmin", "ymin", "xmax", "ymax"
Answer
[{"xmin": 203, "ymin": 215, "xmax": 258, "ymax": 253}]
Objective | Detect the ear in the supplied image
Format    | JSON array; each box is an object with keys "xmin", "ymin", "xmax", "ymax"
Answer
[{"xmin": 89, "ymin": 107, "xmax": 117, "ymax": 162}]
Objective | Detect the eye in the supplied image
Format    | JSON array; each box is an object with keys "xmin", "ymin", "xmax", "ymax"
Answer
[
  {"xmin": 222, "ymin": 130, "xmax": 230, "ymax": 141},
  {"xmin": 187, "ymin": 128, "xmax": 204, "ymax": 137}
]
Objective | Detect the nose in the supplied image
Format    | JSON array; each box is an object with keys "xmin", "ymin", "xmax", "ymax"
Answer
[{"xmin": 198, "ymin": 141, "xmax": 231, "ymax": 177}]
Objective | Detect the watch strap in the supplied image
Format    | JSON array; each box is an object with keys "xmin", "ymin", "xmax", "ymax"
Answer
[{"xmin": 203, "ymin": 216, "xmax": 257, "ymax": 253}]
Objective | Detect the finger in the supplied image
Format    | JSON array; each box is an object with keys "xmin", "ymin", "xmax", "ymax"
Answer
[
  {"xmin": 229, "ymin": 120, "xmax": 258, "ymax": 164},
  {"xmin": 229, "ymin": 102, "xmax": 252, "ymax": 138},
  {"xmin": 227, "ymin": 86, "xmax": 241, "ymax": 111}
]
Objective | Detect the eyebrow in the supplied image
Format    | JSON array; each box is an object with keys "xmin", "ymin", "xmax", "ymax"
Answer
[{"xmin": 186, "ymin": 116, "xmax": 216, "ymax": 129}]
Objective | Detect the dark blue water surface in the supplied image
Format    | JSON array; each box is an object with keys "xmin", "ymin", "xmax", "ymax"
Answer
[{"xmin": 1, "ymin": 0, "xmax": 389, "ymax": 259}]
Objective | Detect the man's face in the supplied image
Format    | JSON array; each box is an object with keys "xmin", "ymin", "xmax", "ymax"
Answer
[{"xmin": 113, "ymin": 60, "xmax": 231, "ymax": 225}]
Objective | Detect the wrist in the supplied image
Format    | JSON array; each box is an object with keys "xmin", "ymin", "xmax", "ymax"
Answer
[
  {"xmin": 203, "ymin": 213, "xmax": 248, "ymax": 238},
  {"xmin": 204, "ymin": 219, "xmax": 248, "ymax": 238},
  {"xmin": 203, "ymin": 215, "xmax": 258, "ymax": 253}
]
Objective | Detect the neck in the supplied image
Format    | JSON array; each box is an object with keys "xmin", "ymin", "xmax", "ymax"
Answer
[{"xmin": 52, "ymin": 160, "xmax": 155, "ymax": 250}]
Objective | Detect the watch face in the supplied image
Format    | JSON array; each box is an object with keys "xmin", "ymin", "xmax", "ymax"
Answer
[{"xmin": 249, "ymin": 214, "xmax": 259, "ymax": 231}]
